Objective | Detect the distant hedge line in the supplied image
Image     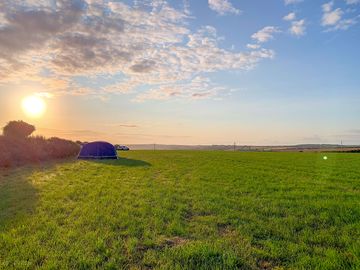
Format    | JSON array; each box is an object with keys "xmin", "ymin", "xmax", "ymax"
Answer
[
  {"xmin": 342, "ymin": 149, "xmax": 360, "ymax": 153},
  {"xmin": 0, "ymin": 136, "xmax": 80, "ymax": 167}
]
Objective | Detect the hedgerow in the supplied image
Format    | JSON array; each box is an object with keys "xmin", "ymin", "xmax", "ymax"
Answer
[{"xmin": 0, "ymin": 121, "xmax": 80, "ymax": 167}]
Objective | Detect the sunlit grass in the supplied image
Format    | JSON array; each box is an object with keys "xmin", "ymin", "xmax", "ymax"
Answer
[{"xmin": 0, "ymin": 151, "xmax": 359, "ymax": 269}]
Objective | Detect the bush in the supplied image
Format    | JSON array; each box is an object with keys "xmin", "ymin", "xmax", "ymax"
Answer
[
  {"xmin": 0, "ymin": 126, "xmax": 80, "ymax": 167},
  {"xmin": 3, "ymin": 120, "xmax": 35, "ymax": 138}
]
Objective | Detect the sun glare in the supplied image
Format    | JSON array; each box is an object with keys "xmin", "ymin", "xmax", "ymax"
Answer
[{"xmin": 21, "ymin": 95, "xmax": 46, "ymax": 118}]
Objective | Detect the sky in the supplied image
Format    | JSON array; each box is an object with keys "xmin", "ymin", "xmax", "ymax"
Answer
[{"xmin": 0, "ymin": 0, "xmax": 360, "ymax": 145}]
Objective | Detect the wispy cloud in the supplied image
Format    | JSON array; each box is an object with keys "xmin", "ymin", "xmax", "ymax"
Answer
[
  {"xmin": 103, "ymin": 123, "xmax": 139, "ymax": 128},
  {"xmin": 283, "ymin": 12, "xmax": 296, "ymax": 21},
  {"xmin": 284, "ymin": 0, "xmax": 303, "ymax": 5},
  {"xmin": 35, "ymin": 92, "xmax": 54, "ymax": 98},
  {"xmin": 290, "ymin": 19, "xmax": 306, "ymax": 36},
  {"xmin": 247, "ymin": 44, "xmax": 261, "ymax": 49},
  {"xmin": 134, "ymin": 76, "xmax": 229, "ymax": 102},
  {"xmin": 251, "ymin": 26, "xmax": 281, "ymax": 43},
  {"xmin": 345, "ymin": 0, "xmax": 360, "ymax": 4},
  {"xmin": 208, "ymin": 0, "xmax": 240, "ymax": 15},
  {"xmin": 321, "ymin": 1, "xmax": 358, "ymax": 31},
  {"xmin": 322, "ymin": 2, "xmax": 343, "ymax": 26},
  {"xmin": 283, "ymin": 12, "xmax": 306, "ymax": 37},
  {"xmin": 37, "ymin": 127, "xmax": 106, "ymax": 138}
]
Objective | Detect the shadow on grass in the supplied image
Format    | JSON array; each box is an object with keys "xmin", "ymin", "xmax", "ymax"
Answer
[
  {"xmin": 82, "ymin": 157, "xmax": 151, "ymax": 167},
  {"xmin": 0, "ymin": 159, "xmax": 74, "ymax": 232}
]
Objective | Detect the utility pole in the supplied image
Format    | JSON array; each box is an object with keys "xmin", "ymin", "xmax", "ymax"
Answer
[
  {"xmin": 233, "ymin": 142, "xmax": 236, "ymax": 152},
  {"xmin": 153, "ymin": 143, "xmax": 156, "ymax": 151}
]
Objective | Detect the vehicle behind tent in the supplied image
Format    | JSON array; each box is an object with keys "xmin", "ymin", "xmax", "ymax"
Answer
[
  {"xmin": 78, "ymin": 141, "xmax": 117, "ymax": 159},
  {"xmin": 115, "ymin": 145, "xmax": 130, "ymax": 151}
]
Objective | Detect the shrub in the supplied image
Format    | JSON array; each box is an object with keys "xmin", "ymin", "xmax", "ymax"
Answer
[
  {"xmin": 3, "ymin": 120, "xmax": 35, "ymax": 138},
  {"xmin": 0, "ymin": 121, "xmax": 80, "ymax": 167}
]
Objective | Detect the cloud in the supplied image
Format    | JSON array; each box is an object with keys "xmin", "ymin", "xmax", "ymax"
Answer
[
  {"xmin": 101, "ymin": 79, "xmax": 142, "ymax": 94},
  {"xmin": 115, "ymin": 124, "xmax": 138, "ymax": 128},
  {"xmin": 37, "ymin": 127, "xmax": 106, "ymax": 138},
  {"xmin": 284, "ymin": 0, "xmax": 303, "ymax": 5},
  {"xmin": 0, "ymin": 1, "xmax": 84, "ymax": 57},
  {"xmin": 208, "ymin": 0, "xmax": 240, "ymax": 15},
  {"xmin": 134, "ymin": 76, "xmax": 228, "ymax": 102},
  {"xmin": 0, "ymin": 0, "xmax": 274, "ymax": 101},
  {"xmin": 345, "ymin": 0, "xmax": 360, "ymax": 4},
  {"xmin": 35, "ymin": 92, "xmax": 54, "ymax": 98},
  {"xmin": 37, "ymin": 126, "xmax": 192, "ymax": 142},
  {"xmin": 130, "ymin": 60, "xmax": 157, "ymax": 73},
  {"xmin": 290, "ymin": 19, "xmax": 306, "ymax": 36},
  {"xmin": 283, "ymin": 12, "xmax": 306, "ymax": 37},
  {"xmin": 104, "ymin": 123, "xmax": 139, "ymax": 128},
  {"xmin": 283, "ymin": 12, "xmax": 296, "ymax": 21},
  {"xmin": 321, "ymin": 1, "xmax": 358, "ymax": 30},
  {"xmin": 251, "ymin": 26, "xmax": 281, "ymax": 43},
  {"xmin": 322, "ymin": 2, "xmax": 343, "ymax": 26},
  {"xmin": 331, "ymin": 17, "xmax": 358, "ymax": 30},
  {"xmin": 247, "ymin": 44, "xmax": 261, "ymax": 49}
]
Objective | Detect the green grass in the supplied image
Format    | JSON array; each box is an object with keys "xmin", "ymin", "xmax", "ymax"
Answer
[{"xmin": 0, "ymin": 151, "xmax": 359, "ymax": 269}]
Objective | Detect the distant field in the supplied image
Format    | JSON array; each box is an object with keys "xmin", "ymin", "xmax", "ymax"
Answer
[{"xmin": 0, "ymin": 151, "xmax": 359, "ymax": 269}]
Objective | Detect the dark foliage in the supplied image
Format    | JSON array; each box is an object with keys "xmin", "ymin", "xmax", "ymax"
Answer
[
  {"xmin": 3, "ymin": 120, "xmax": 35, "ymax": 138},
  {"xmin": 0, "ymin": 135, "xmax": 80, "ymax": 167},
  {"xmin": 343, "ymin": 149, "xmax": 360, "ymax": 153}
]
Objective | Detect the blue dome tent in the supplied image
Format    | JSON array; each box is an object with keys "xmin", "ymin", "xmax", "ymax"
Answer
[{"xmin": 78, "ymin": 141, "xmax": 117, "ymax": 159}]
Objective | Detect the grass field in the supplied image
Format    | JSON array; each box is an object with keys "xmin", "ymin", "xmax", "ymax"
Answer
[{"xmin": 0, "ymin": 151, "xmax": 359, "ymax": 269}]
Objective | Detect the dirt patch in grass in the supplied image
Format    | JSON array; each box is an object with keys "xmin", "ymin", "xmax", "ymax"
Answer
[
  {"xmin": 258, "ymin": 259, "xmax": 273, "ymax": 269},
  {"xmin": 217, "ymin": 222, "xmax": 233, "ymax": 236},
  {"xmin": 137, "ymin": 236, "xmax": 190, "ymax": 253},
  {"xmin": 163, "ymin": 236, "xmax": 189, "ymax": 247},
  {"xmin": 257, "ymin": 259, "xmax": 286, "ymax": 270}
]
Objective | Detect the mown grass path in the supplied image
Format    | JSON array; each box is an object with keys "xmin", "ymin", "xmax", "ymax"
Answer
[{"xmin": 0, "ymin": 151, "xmax": 359, "ymax": 269}]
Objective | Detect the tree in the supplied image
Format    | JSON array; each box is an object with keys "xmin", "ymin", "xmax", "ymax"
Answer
[{"xmin": 3, "ymin": 120, "xmax": 35, "ymax": 138}]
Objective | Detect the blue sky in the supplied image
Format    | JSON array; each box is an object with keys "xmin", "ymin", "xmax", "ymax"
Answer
[{"xmin": 0, "ymin": 0, "xmax": 359, "ymax": 145}]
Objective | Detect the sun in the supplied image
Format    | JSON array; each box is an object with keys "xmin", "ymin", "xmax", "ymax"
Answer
[{"xmin": 21, "ymin": 95, "xmax": 46, "ymax": 118}]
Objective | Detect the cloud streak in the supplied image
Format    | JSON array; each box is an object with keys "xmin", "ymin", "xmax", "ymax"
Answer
[
  {"xmin": 345, "ymin": 0, "xmax": 360, "ymax": 4},
  {"xmin": 251, "ymin": 26, "xmax": 281, "ymax": 43},
  {"xmin": 284, "ymin": 0, "xmax": 303, "ymax": 5},
  {"xmin": 208, "ymin": 0, "xmax": 240, "ymax": 15}
]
